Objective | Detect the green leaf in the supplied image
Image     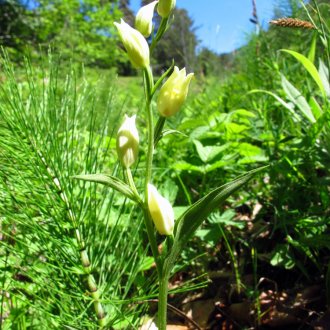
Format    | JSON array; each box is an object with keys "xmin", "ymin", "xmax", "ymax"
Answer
[
  {"xmin": 318, "ymin": 59, "xmax": 330, "ymax": 98},
  {"xmin": 309, "ymin": 96, "xmax": 323, "ymax": 120},
  {"xmin": 205, "ymin": 158, "xmax": 234, "ymax": 173},
  {"xmin": 307, "ymin": 33, "xmax": 317, "ymax": 63},
  {"xmin": 281, "ymin": 74, "xmax": 316, "ymax": 123},
  {"xmin": 72, "ymin": 173, "xmax": 139, "ymax": 202},
  {"xmin": 237, "ymin": 142, "xmax": 267, "ymax": 164},
  {"xmin": 172, "ymin": 162, "xmax": 205, "ymax": 173},
  {"xmin": 193, "ymin": 139, "xmax": 229, "ymax": 163},
  {"xmin": 209, "ymin": 210, "xmax": 245, "ymax": 229},
  {"xmin": 248, "ymin": 89, "xmax": 300, "ymax": 121},
  {"xmin": 230, "ymin": 109, "xmax": 256, "ymax": 119},
  {"xmin": 280, "ymin": 49, "xmax": 326, "ymax": 99},
  {"xmin": 138, "ymin": 256, "xmax": 155, "ymax": 272},
  {"xmin": 270, "ymin": 244, "xmax": 295, "ymax": 269},
  {"xmin": 163, "ymin": 166, "xmax": 268, "ymax": 275}
]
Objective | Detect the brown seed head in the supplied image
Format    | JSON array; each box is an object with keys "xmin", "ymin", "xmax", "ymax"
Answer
[{"xmin": 270, "ymin": 18, "xmax": 314, "ymax": 29}]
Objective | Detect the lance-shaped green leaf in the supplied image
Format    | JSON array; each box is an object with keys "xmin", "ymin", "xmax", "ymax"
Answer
[
  {"xmin": 163, "ymin": 166, "xmax": 267, "ymax": 275},
  {"xmin": 281, "ymin": 74, "xmax": 316, "ymax": 124},
  {"xmin": 72, "ymin": 173, "xmax": 140, "ymax": 203},
  {"xmin": 280, "ymin": 49, "xmax": 326, "ymax": 99},
  {"xmin": 248, "ymin": 89, "xmax": 300, "ymax": 121}
]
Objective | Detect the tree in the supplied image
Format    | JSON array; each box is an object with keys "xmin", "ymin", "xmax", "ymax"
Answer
[
  {"xmin": 0, "ymin": 0, "xmax": 38, "ymax": 50},
  {"xmin": 152, "ymin": 8, "xmax": 199, "ymax": 74},
  {"xmin": 196, "ymin": 47, "xmax": 234, "ymax": 78},
  {"xmin": 33, "ymin": 0, "xmax": 128, "ymax": 67},
  {"xmin": 0, "ymin": 0, "xmax": 134, "ymax": 67}
]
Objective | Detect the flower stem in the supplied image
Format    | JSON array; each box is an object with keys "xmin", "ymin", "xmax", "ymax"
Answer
[
  {"xmin": 158, "ymin": 272, "xmax": 170, "ymax": 330},
  {"xmin": 143, "ymin": 64, "xmax": 169, "ymax": 329},
  {"xmin": 142, "ymin": 66, "xmax": 163, "ymax": 274},
  {"xmin": 125, "ymin": 167, "xmax": 141, "ymax": 202}
]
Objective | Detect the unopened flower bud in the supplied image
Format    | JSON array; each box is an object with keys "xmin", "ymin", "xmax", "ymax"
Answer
[
  {"xmin": 157, "ymin": 66, "xmax": 194, "ymax": 117},
  {"xmin": 157, "ymin": 0, "xmax": 176, "ymax": 18},
  {"xmin": 148, "ymin": 184, "xmax": 174, "ymax": 236},
  {"xmin": 114, "ymin": 19, "xmax": 150, "ymax": 68},
  {"xmin": 135, "ymin": 1, "xmax": 158, "ymax": 37},
  {"xmin": 116, "ymin": 115, "xmax": 139, "ymax": 168}
]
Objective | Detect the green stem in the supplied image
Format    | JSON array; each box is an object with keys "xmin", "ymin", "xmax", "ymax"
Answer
[
  {"xmin": 158, "ymin": 273, "xmax": 170, "ymax": 330},
  {"xmin": 154, "ymin": 116, "xmax": 166, "ymax": 147},
  {"xmin": 146, "ymin": 102, "xmax": 154, "ymax": 185},
  {"xmin": 150, "ymin": 18, "xmax": 169, "ymax": 54},
  {"xmin": 143, "ymin": 62, "xmax": 169, "ymax": 330},
  {"xmin": 125, "ymin": 167, "xmax": 140, "ymax": 202},
  {"xmin": 142, "ymin": 66, "xmax": 163, "ymax": 274},
  {"xmin": 218, "ymin": 224, "xmax": 241, "ymax": 294},
  {"xmin": 143, "ymin": 66, "xmax": 154, "ymax": 102},
  {"xmin": 143, "ymin": 66, "xmax": 155, "ymax": 192},
  {"xmin": 142, "ymin": 207, "xmax": 162, "ymax": 274}
]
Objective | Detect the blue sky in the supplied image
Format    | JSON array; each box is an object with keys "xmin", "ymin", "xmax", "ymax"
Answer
[{"xmin": 130, "ymin": 0, "xmax": 279, "ymax": 54}]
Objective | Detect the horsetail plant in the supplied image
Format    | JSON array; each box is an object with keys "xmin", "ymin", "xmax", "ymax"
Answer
[
  {"xmin": 0, "ymin": 52, "xmax": 151, "ymax": 328},
  {"xmin": 74, "ymin": 1, "xmax": 266, "ymax": 328}
]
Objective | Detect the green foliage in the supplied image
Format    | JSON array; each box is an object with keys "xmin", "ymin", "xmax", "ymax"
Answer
[
  {"xmin": 146, "ymin": 3, "xmax": 330, "ymax": 325},
  {"xmin": 163, "ymin": 167, "xmax": 267, "ymax": 277},
  {"xmin": 35, "ymin": 0, "xmax": 125, "ymax": 67},
  {"xmin": 1, "ymin": 0, "xmax": 330, "ymax": 327},
  {"xmin": 0, "ymin": 53, "xmax": 154, "ymax": 328},
  {"xmin": 0, "ymin": 0, "xmax": 37, "ymax": 51},
  {"xmin": 0, "ymin": 0, "xmax": 130, "ymax": 67}
]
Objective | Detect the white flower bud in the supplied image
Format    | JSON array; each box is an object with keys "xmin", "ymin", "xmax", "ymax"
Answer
[
  {"xmin": 157, "ymin": 66, "xmax": 194, "ymax": 117},
  {"xmin": 116, "ymin": 115, "xmax": 139, "ymax": 168},
  {"xmin": 148, "ymin": 184, "xmax": 174, "ymax": 236},
  {"xmin": 114, "ymin": 19, "xmax": 150, "ymax": 68},
  {"xmin": 135, "ymin": 1, "xmax": 158, "ymax": 37}
]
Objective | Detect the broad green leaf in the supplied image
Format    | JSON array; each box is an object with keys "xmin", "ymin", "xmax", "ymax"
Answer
[
  {"xmin": 270, "ymin": 244, "xmax": 295, "ymax": 269},
  {"xmin": 163, "ymin": 166, "xmax": 267, "ymax": 275},
  {"xmin": 209, "ymin": 210, "xmax": 245, "ymax": 229},
  {"xmin": 189, "ymin": 125, "xmax": 210, "ymax": 139},
  {"xmin": 205, "ymin": 158, "xmax": 234, "ymax": 173},
  {"xmin": 224, "ymin": 122, "xmax": 249, "ymax": 134},
  {"xmin": 178, "ymin": 119, "xmax": 207, "ymax": 131},
  {"xmin": 237, "ymin": 142, "xmax": 267, "ymax": 164},
  {"xmin": 172, "ymin": 161, "xmax": 205, "ymax": 173},
  {"xmin": 193, "ymin": 139, "xmax": 229, "ymax": 163},
  {"xmin": 238, "ymin": 155, "xmax": 268, "ymax": 165},
  {"xmin": 281, "ymin": 74, "xmax": 316, "ymax": 123},
  {"xmin": 238, "ymin": 142, "xmax": 265, "ymax": 157},
  {"xmin": 72, "ymin": 173, "xmax": 139, "ymax": 202},
  {"xmin": 230, "ymin": 109, "xmax": 256, "ymax": 118},
  {"xmin": 280, "ymin": 49, "xmax": 326, "ymax": 99}
]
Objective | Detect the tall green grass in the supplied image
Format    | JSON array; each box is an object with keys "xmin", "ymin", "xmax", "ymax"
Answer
[{"xmin": 0, "ymin": 52, "xmax": 155, "ymax": 329}]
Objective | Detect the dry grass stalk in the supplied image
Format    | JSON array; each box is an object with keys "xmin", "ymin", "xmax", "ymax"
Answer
[{"xmin": 270, "ymin": 18, "xmax": 315, "ymax": 30}]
